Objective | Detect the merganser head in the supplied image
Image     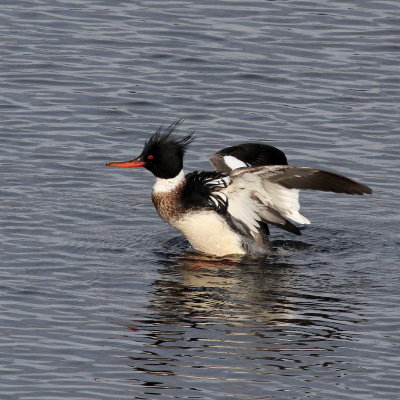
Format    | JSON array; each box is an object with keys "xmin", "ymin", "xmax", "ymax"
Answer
[{"xmin": 107, "ymin": 120, "xmax": 194, "ymax": 179}]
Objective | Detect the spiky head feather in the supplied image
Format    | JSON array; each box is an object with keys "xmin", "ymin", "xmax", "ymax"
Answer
[{"xmin": 140, "ymin": 120, "xmax": 195, "ymax": 178}]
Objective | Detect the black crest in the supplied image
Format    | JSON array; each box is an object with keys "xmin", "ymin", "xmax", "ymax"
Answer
[
  {"xmin": 140, "ymin": 120, "xmax": 195, "ymax": 179},
  {"xmin": 142, "ymin": 119, "xmax": 195, "ymax": 157}
]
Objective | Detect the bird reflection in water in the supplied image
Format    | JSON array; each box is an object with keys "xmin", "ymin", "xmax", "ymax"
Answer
[
  {"xmin": 124, "ymin": 246, "xmax": 363, "ymax": 394},
  {"xmin": 146, "ymin": 248, "xmax": 299, "ymax": 331}
]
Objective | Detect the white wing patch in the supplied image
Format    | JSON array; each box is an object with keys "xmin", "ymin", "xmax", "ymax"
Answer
[
  {"xmin": 260, "ymin": 181, "xmax": 310, "ymax": 225},
  {"xmin": 227, "ymin": 190, "xmax": 261, "ymax": 233},
  {"xmin": 219, "ymin": 166, "xmax": 310, "ymax": 236},
  {"xmin": 223, "ymin": 155, "xmax": 249, "ymax": 171}
]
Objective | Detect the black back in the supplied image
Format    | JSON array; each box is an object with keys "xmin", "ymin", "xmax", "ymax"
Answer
[{"xmin": 210, "ymin": 143, "xmax": 288, "ymax": 174}]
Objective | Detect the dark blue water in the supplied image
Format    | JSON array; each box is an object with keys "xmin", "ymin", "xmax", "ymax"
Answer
[{"xmin": 1, "ymin": 1, "xmax": 400, "ymax": 399}]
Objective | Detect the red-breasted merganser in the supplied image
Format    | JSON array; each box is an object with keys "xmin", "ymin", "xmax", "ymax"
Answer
[{"xmin": 107, "ymin": 120, "xmax": 372, "ymax": 257}]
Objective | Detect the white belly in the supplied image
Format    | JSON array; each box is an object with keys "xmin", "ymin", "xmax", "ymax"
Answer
[{"xmin": 172, "ymin": 211, "xmax": 245, "ymax": 257}]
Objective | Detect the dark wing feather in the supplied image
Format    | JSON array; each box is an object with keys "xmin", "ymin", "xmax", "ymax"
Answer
[
  {"xmin": 232, "ymin": 165, "xmax": 373, "ymax": 195},
  {"xmin": 182, "ymin": 171, "xmax": 229, "ymax": 213}
]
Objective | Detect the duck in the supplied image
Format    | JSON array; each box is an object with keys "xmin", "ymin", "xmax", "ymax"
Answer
[{"xmin": 107, "ymin": 120, "xmax": 372, "ymax": 257}]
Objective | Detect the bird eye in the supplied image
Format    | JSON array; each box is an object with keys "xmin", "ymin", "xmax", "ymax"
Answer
[{"xmin": 147, "ymin": 155, "xmax": 154, "ymax": 160}]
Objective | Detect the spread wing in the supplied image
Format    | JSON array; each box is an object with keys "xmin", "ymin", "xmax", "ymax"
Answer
[
  {"xmin": 208, "ymin": 144, "xmax": 301, "ymax": 236},
  {"xmin": 238, "ymin": 165, "xmax": 373, "ymax": 195},
  {"xmin": 217, "ymin": 165, "xmax": 372, "ymax": 238}
]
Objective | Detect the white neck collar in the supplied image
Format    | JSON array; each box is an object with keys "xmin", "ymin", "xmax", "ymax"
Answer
[{"xmin": 152, "ymin": 170, "xmax": 185, "ymax": 193}]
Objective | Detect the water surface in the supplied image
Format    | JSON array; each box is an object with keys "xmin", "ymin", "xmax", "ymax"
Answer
[{"xmin": 1, "ymin": 1, "xmax": 400, "ymax": 399}]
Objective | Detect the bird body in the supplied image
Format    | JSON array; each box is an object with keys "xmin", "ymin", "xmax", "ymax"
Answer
[
  {"xmin": 151, "ymin": 170, "xmax": 252, "ymax": 256},
  {"xmin": 107, "ymin": 121, "xmax": 372, "ymax": 257}
]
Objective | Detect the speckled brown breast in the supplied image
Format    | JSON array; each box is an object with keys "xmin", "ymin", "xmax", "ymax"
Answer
[{"xmin": 151, "ymin": 184, "xmax": 186, "ymax": 224}]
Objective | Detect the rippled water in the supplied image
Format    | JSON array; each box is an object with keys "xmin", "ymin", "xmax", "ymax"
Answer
[{"xmin": 1, "ymin": 1, "xmax": 400, "ymax": 399}]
